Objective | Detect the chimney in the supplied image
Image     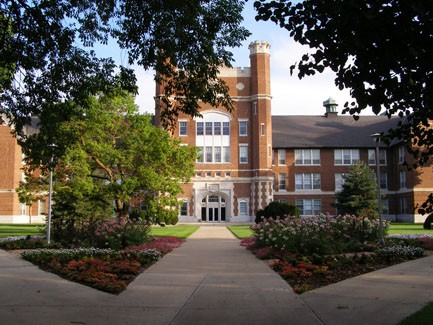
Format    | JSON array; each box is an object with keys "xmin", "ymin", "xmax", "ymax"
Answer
[{"xmin": 323, "ymin": 97, "xmax": 338, "ymax": 117}]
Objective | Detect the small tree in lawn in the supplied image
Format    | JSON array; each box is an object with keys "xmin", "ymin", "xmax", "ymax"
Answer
[{"xmin": 334, "ymin": 162, "xmax": 379, "ymax": 220}]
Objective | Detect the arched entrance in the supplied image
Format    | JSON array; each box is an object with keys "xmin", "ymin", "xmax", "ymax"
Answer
[{"xmin": 201, "ymin": 194, "xmax": 226, "ymax": 222}]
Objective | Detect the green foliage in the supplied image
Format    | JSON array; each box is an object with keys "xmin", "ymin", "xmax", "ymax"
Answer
[
  {"xmin": 251, "ymin": 215, "xmax": 389, "ymax": 255},
  {"xmin": 1, "ymin": 1, "xmax": 249, "ymax": 136},
  {"xmin": 94, "ymin": 217, "xmax": 151, "ymax": 250},
  {"xmin": 334, "ymin": 162, "xmax": 379, "ymax": 219},
  {"xmin": 255, "ymin": 201, "xmax": 299, "ymax": 223},
  {"xmin": 0, "ymin": 238, "xmax": 61, "ymax": 250}
]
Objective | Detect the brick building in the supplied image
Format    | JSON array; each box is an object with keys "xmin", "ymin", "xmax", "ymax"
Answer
[
  {"xmin": 157, "ymin": 41, "xmax": 432, "ymax": 223},
  {"xmin": 0, "ymin": 117, "xmax": 46, "ymax": 223}
]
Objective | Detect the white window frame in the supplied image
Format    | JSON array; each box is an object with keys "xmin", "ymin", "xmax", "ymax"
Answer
[
  {"xmin": 238, "ymin": 199, "xmax": 249, "ymax": 216},
  {"xmin": 400, "ymin": 197, "xmax": 407, "ymax": 214},
  {"xmin": 278, "ymin": 173, "xmax": 286, "ymax": 191},
  {"xmin": 295, "ymin": 173, "xmax": 321, "ymax": 190},
  {"xmin": 179, "ymin": 200, "xmax": 188, "ymax": 216},
  {"xmin": 335, "ymin": 173, "xmax": 345, "ymax": 192},
  {"xmin": 334, "ymin": 149, "xmax": 360, "ymax": 165},
  {"xmin": 295, "ymin": 149, "xmax": 321, "ymax": 165},
  {"xmin": 295, "ymin": 199, "xmax": 321, "ymax": 216},
  {"xmin": 261, "ymin": 123, "xmax": 265, "ymax": 136},
  {"xmin": 179, "ymin": 121, "xmax": 187, "ymax": 136},
  {"xmin": 239, "ymin": 120, "xmax": 247, "ymax": 136},
  {"xmin": 379, "ymin": 172, "xmax": 388, "ymax": 190},
  {"xmin": 368, "ymin": 149, "xmax": 387, "ymax": 165},
  {"xmin": 278, "ymin": 149, "xmax": 286, "ymax": 165},
  {"xmin": 239, "ymin": 145, "xmax": 248, "ymax": 163}
]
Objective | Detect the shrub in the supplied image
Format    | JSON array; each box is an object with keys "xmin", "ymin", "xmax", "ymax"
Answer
[
  {"xmin": 0, "ymin": 238, "xmax": 61, "ymax": 250},
  {"xmin": 251, "ymin": 215, "xmax": 389, "ymax": 256},
  {"xmin": 94, "ymin": 217, "xmax": 151, "ymax": 250},
  {"xmin": 255, "ymin": 201, "xmax": 299, "ymax": 224}
]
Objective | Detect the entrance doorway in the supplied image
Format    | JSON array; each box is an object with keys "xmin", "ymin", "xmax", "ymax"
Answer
[{"xmin": 201, "ymin": 195, "xmax": 226, "ymax": 222}]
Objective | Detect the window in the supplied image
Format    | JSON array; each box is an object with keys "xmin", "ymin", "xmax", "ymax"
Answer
[
  {"xmin": 295, "ymin": 173, "xmax": 321, "ymax": 190},
  {"xmin": 195, "ymin": 172, "xmax": 202, "ymax": 177},
  {"xmin": 400, "ymin": 197, "xmax": 407, "ymax": 214},
  {"xmin": 368, "ymin": 149, "xmax": 387, "ymax": 165},
  {"xmin": 295, "ymin": 149, "xmax": 320, "ymax": 165},
  {"xmin": 273, "ymin": 173, "xmax": 276, "ymax": 190},
  {"xmin": 20, "ymin": 203, "xmax": 26, "ymax": 216},
  {"xmin": 261, "ymin": 123, "xmax": 265, "ymax": 136},
  {"xmin": 382, "ymin": 199, "xmax": 389, "ymax": 214},
  {"xmin": 180, "ymin": 200, "xmax": 188, "ymax": 216},
  {"xmin": 296, "ymin": 199, "xmax": 321, "ymax": 216},
  {"xmin": 179, "ymin": 121, "xmax": 187, "ymax": 136},
  {"xmin": 335, "ymin": 173, "xmax": 346, "ymax": 192},
  {"xmin": 197, "ymin": 147, "xmax": 203, "ymax": 162},
  {"xmin": 223, "ymin": 147, "xmax": 230, "ymax": 163},
  {"xmin": 278, "ymin": 173, "xmax": 286, "ymax": 190},
  {"xmin": 214, "ymin": 122, "xmax": 221, "ymax": 135},
  {"xmin": 239, "ymin": 121, "xmax": 247, "ymax": 136},
  {"xmin": 209, "ymin": 195, "xmax": 219, "ymax": 202},
  {"xmin": 196, "ymin": 113, "xmax": 231, "ymax": 163},
  {"xmin": 205, "ymin": 147, "xmax": 213, "ymax": 162},
  {"xmin": 400, "ymin": 171, "xmax": 406, "ymax": 188},
  {"xmin": 225, "ymin": 172, "xmax": 231, "ymax": 177},
  {"xmin": 239, "ymin": 145, "xmax": 248, "ymax": 163},
  {"xmin": 223, "ymin": 122, "xmax": 230, "ymax": 135},
  {"xmin": 215, "ymin": 172, "xmax": 221, "ymax": 177},
  {"xmin": 239, "ymin": 200, "xmax": 248, "ymax": 216},
  {"xmin": 272, "ymin": 150, "xmax": 275, "ymax": 165},
  {"xmin": 398, "ymin": 146, "xmax": 405, "ymax": 164},
  {"xmin": 206, "ymin": 172, "xmax": 212, "ymax": 177},
  {"xmin": 214, "ymin": 147, "xmax": 221, "ymax": 163},
  {"xmin": 334, "ymin": 149, "xmax": 360, "ymax": 165},
  {"xmin": 380, "ymin": 172, "xmax": 388, "ymax": 189},
  {"xmin": 197, "ymin": 122, "xmax": 204, "ymax": 135},
  {"xmin": 38, "ymin": 200, "xmax": 46, "ymax": 216},
  {"xmin": 278, "ymin": 149, "xmax": 286, "ymax": 165},
  {"xmin": 205, "ymin": 122, "xmax": 212, "ymax": 135}
]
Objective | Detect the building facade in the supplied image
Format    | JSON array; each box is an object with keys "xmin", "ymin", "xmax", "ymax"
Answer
[
  {"xmin": 157, "ymin": 41, "xmax": 432, "ymax": 223},
  {"xmin": 0, "ymin": 119, "xmax": 46, "ymax": 223}
]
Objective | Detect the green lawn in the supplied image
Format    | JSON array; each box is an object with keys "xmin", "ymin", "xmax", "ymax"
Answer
[
  {"xmin": 149, "ymin": 225, "xmax": 199, "ymax": 239},
  {"xmin": 388, "ymin": 223, "xmax": 433, "ymax": 235},
  {"xmin": 227, "ymin": 225, "xmax": 253, "ymax": 239},
  {"xmin": 399, "ymin": 302, "xmax": 433, "ymax": 325},
  {"xmin": 0, "ymin": 224, "xmax": 44, "ymax": 238},
  {"xmin": 227, "ymin": 222, "xmax": 433, "ymax": 240}
]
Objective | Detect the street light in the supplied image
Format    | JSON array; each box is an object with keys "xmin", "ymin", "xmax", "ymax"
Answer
[
  {"xmin": 46, "ymin": 144, "xmax": 57, "ymax": 244},
  {"xmin": 370, "ymin": 133, "xmax": 385, "ymax": 245}
]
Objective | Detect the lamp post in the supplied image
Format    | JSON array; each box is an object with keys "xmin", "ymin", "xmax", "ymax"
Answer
[
  {"xmin": 46, "ymin": 144, "xmax": 57, "ymax": 244},
  {"xmin": 370, "ymin": 133, "xmax": 385, "ymax": 245}
]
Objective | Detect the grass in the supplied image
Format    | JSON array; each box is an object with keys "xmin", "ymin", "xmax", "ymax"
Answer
[
  {"xmin": 388, "ymin": 223, "xmax": 433, "ymax": 235},
  {"xmin": 227, "ymin": 225, "xmax": 253, "ymax": 239},
  {"xmin": 399, "ymin": 302, "xmax": 433, "ymax": 325},
  {"xmin": 0, "ymin": 224, "xmax": 44, "ymax": 238},
  {"xmin": 227, "ymin": 222, "xmax": 433, "ymax": 240},
  {"xmin": 149, "ymin": 225, "xmax": 199, "ymax": 239}
]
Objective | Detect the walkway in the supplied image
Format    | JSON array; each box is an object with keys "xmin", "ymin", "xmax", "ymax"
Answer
[{"xmin": 1, "ymin": 225, "xmax": 433, "ymax": 324}]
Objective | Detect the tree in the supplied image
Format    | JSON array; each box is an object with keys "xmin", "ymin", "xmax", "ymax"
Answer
[
  {"xmin": 20, "ymin": 91, "xmax": 196, "ymax": 227},
  {"xmin": 1, "ymin": 0, "xmax": 249, "ymax": 138},
  {"xmin": 254, "ymin": 0, "xmax": 433, "ymax": 211},
  {"xmin": 255, "ymin": 201, "xmax": 299, "ymax": 223},
  {"xmin": 334, "ymin": 162, "xmax": 379, "ymax": 219}
]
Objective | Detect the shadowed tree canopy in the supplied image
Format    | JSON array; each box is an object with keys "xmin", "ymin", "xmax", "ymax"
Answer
[
  {"xmin": 254, "ymin": 0, "xmax": 433, "ymax": 165},
  {"xmin": 0, "ymin": 0, "xmax": 250, "ymax": 134}
]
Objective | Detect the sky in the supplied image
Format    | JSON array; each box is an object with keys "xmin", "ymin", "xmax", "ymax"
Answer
[{"xmin": 107, "ymin": 2, "xmax": 358, "ymax": 116}]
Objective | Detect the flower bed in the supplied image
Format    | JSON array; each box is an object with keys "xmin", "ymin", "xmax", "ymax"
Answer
[
  {"xmin": 18, "ymin": 236, "xmax": 184, "ymax": 294},
  {"xmin": 243, "ymin": 216, "xmax": 428, "ymax": 294}
]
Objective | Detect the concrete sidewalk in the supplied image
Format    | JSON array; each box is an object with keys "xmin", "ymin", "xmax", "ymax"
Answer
[{"xmin": 0, "ymin": 225, "xmax": 433, "ymax": 324}]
